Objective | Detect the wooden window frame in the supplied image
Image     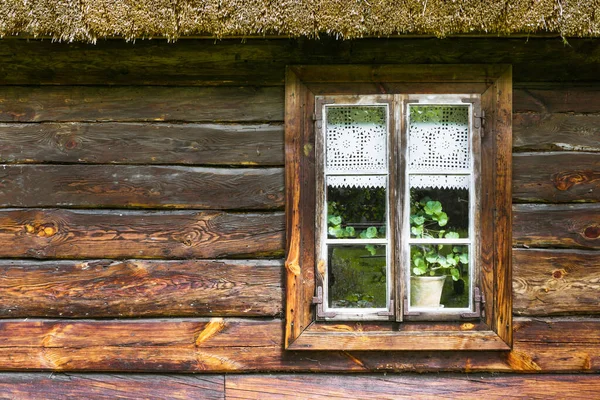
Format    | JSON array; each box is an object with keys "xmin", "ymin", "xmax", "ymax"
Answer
[{"xmin": 285, "ymin": 65, "xmax": 512, "ymax": 351}]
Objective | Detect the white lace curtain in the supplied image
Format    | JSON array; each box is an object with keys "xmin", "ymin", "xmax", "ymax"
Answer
[{"xmin": 325, "ymin": 105, "xmax": 470, "ymax": 190}]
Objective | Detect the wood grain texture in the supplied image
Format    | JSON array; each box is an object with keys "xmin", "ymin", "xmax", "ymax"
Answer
[
  {"xmin": 225, "ymin": 374, "xmax": 600, "ymax": 399},
  {"xmin": 513, "ymin": 152, "xmax": 600, "ymax": 203},
  {"xmin": 483, "ymin": 66, "xmax": 513, "ymax": 348},
  {"xmin": 0, "ymin": 123, "xmax": 284, "ymax": 165},
  {"xmin": 1, "ymin": 112, "xmax": 596, "ymax": 165},
  {"xmin": 513, "ymin": 249, "xmax": 600, "ymax": 316},
  {"xmin": 1, "ymin": 38, "xmax": 600, "ymax": 85},
  {"xmin": 0, "ymin": 165, "xmax": 284, "ymax": 210},
  {"xmin": 0, "ymin": 317, "xmax": 596, "ymax": 372},
  {"xmin": 0, "ymin": 259, "xmax": 282, "ymax": 318},
  {"xmin": 290, "ymin": 64, "xmax": 507, "ymax": 83},
  {"xmin": 514, "ymin": 86, "xmax": 600, "ymax": 113},
  {"xmin": 289, "ymin": 326, "xmax": 509, "ymax": 351},
  {"xmin": 513, "ymin": 204, "xmax": 600, "ymax": 250},
  {"xmin": 0, "ymin": 249, "xmax": 595, "ymax": 319},
  {"xmin": 0, "ymin": 83, "xmax": 591, "ymax": 124},
  {"xmin": 0, "ymin": 373, "xmax": 224, "ymax": 400},
  {"xmin": 284, "ymin": 67, "xmax": 315, "ymax": 347},
  {"xmin": 0, "ymin": 86, "xmax": 283, "ymax": 122},
  {"xmin": 513, "ymin": 113, "xmax": 600, "ymax": 152},
  {"xmin": 1, "ymin": 373, "xmax": 599, "ymax": 400},
  {"xmin": 0, "ymin": 209, "xmax": 284, "ymax": 259}
]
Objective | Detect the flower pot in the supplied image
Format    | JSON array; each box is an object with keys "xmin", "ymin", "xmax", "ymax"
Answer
[{"xmin": 410, "ymin": 276, "xmax": 446, "ymax": 308}]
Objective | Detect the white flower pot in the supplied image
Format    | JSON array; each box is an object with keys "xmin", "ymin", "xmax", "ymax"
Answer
[{"xmin": 410, "ymin": 276, "xmax": 446, "ymax": 308}]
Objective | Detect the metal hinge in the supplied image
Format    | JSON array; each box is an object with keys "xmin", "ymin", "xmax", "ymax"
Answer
[
  {"xmin": 312, "ymin": 286, "xmax": 336, "ymax": 319},
  {"xmin": 460, "ymin": 287, "xmax": 484, "ymax": 319},
  {"xmin": 475, "ymin": 110, "xmax": 486, "ymax": 135}
]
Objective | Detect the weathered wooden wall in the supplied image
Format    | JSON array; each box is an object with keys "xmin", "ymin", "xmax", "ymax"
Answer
[{"xmin": 0, "ymin": 37, "xmax": 598, "ymax": 397}]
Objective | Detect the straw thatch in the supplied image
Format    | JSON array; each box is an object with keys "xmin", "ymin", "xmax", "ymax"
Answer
[{"xmin": 1, "ymin": 0, "xmax": 599, "ymax": 42}]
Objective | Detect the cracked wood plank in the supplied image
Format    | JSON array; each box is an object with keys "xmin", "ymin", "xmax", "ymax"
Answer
[
  {"xmin": 0, "ymin": 209, "xmax": 284, "ymax": 259},
  {"xmin": 513, "ymin": 204, "xmax": 600, "ymax": 250},
  {"xmin": 0, "ymin": 318, "xmax": 596, "ymax": 372},
  {"xmin": 225, "ymin": 373, "xmax": 600, "ymax": 399},
  {"xmin": 0, "ymin": 165, "xmax": 284, "ymax": 210},
  {"xmin": 0, "ymin": 123, "xmax": 284, "ymax": 165},
  {"xmin": 513, "ymin": 249, "xmax": 600, "ymax": 316},
  {"xmin": 0, "ymin": 259, "xmax": 282, "ymax": 318}
]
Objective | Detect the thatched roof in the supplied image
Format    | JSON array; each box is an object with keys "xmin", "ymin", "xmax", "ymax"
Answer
[{"xmin": 1, "ymin": 1, "xmax": 599, "ymax": 42}]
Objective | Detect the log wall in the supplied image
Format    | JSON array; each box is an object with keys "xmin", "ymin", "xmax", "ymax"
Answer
[{"xmin": 0, "ymin": 37, "xmax": 598, "ymax": 397}]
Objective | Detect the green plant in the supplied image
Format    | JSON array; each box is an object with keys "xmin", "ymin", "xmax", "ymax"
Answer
[
  {"xmin": 410, "ymin": 196, "xmax": 468, "ymax": 281},
  {"xmin": 327, "ymin": 201, "xmax": 385, "ymax": 255}
]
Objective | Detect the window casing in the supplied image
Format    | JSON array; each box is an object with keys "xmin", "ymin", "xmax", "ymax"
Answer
[{"xmin": 285, "ymin": 65, "xmax": 512, "ymax": 351}]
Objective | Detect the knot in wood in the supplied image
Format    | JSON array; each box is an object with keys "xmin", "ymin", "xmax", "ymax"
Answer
[
  {"xmin": 583, "ymin": 225, "xmax": 600, "ymax": 239},
  {"xmin": 552, "ymin": 269, "xmax": 567, "ymax": 279},
  {"xmin": 553, "ymin": 170, "xmax": 597, "ymax": 191}
]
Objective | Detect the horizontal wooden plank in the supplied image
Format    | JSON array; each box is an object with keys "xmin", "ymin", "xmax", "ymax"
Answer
[
  {"xmin": 289, "ymin": 327, "xmax": 509, "ymax": 351},
  {"xmin": 0, "ymin": 259, "xmax": 282, "ymax": 318},
  {"xmin": 1, "ymin": 249, "xmax": 595, "ymax": 319},
  {"xmin": 513, "ymin": 249, "xmax": 600, "ymax": 316},
  {"xmin": 0, "ymin": 373, "xmax": 224, "ymax": 400},
  {"xmin": 0, "ymin": 165, "xmax": 284, "ymax": 210},
  {"xmin": 513, "ymin": 113, "xmax": 600, "ymax": 152},
  {"xmin": 513, "ymin": 204, "xmax": 600, "ymax": 250},
  {"xmin": 0, "ymin": 209, "xmax": 284, "ymax": 259},
  {"xmin": 0, "ymin": 86, "xmax": 283, "ymax": 122},
  {"xmin": 0, "ymin": 318, "xmax": 596, "ymax": 372},
  {"xmin": 0, "ymin": 123, "xmax": 284, "ymax": 165},
  {"xmin": 514, "ymin": 86, "xmax": 600, "ymax": 113},
  {"xmin": 291, "ymin": 64, "xmax": 508, "ymax": 83},
  {"xmin": 1, "ymin": 38, "xmax": 600, "ymax": 85},
  {"xmin": 0, "ymin": 113, "xmax": 593, "ymax": 166},
  {"xmin": 0, "ymin": 86, "xmax": 594, "ymax": 129},
  {"xmin": 1, "ymin": 373, "xmax": 598, "ymax": 400},
  {"xmin": 226, "ymin": 374, "xmax": 600, "ymax": 399},
  {"xmin": 513, "ymin": 152, "xmax": 600, "ymax": 203}
]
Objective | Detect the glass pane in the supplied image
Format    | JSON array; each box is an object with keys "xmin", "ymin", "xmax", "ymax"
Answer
[
  {"xmin": 327, "ymin": 177, "xmax": 386, "ymax": 239},
  {"xmin": 328, "ymin": 245, "xmax": 387, "ymax": 309},
  {"xmin": 410, "ymin": 244, "xmax": 470, "ymax": 308},
  {"xmin": 409, "ymin": 185, "xmax": 469, "ymax": 239},
  {"xmin": 326, "ymin": 106, "xmax": 387, "ymax": 174},
  {"xmin": 408, "ymin": 105, "xmax": 469, "ymax": 171}
]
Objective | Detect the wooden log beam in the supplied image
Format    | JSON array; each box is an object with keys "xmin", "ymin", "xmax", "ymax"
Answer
[
  {"xmin": 513, "ymin": 152, "xmax": 600, "ymax": 203},
  {"xmin": 513, "ymin": 249, "xmax": 600, "ymax": 316},
  {"xmin": 0, "ymin": 123, "xmax": 284, "ymax": 165},
  {"xmin": 0, "ymin": 259, "xmax": 282, "ymax": 318},
  {"xmin": 0, "ymin": 372, "xmax": 598, "ymax": 399},
  {"xmin": 1, "ymin": 38, "xmax": 600, "ymax": 85},
  {"xmin": 225, "ymin": 373, "xmax": 600, "ymax": 399},
  {"xmin": 0, "ymin": 154, "xmax": 596, "ymax": 210},
  {"xmin": 0, "ymin": 85, "xmax": 597, "ymax": 124},
  {"xmin": 0, "ymin": 115, "xmax": 596, "ymax": 167},
  {"xmin": 0, "ymin": 373, "xmax": 225, "ymax": 400},
  {"xmin": 0, "ymin": 372, "xmax": 597, "ymax": 399},
  {"xmin": 513, "ymin": 113, "xmax": 600, "ymax": 152},
  {"xmin": 514, "ymin": 85, "xmax": 600, "ymax": 113},
  {"xmin": 0, "ymin": 165, "xmax": 284, "ymax": 210},
  {"xmin": 0, "ymin": 205, "xmax": 593, "ymax": 259},
  {"xmin": 0, "ymin": 249, "xmax": 596, "ymax": 319},
  {"xmin": 513, "ymin": 204, "xmax": 600, "ymax": 249},
  {"xmin": 0, "ymin": 86, "xmax": 283, "ymax": 122},
  {"xmin": 0, "ymin": 318, "xmax": 596, "ymax": 372},
  {"xmin": 0, "ymin": 209, "xmax": 285, "ymax": 259}
]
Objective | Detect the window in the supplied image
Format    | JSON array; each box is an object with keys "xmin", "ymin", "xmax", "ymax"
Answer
[{"xmin": 285, "ymin": 65, "xmax": 512, "ymax": 351}]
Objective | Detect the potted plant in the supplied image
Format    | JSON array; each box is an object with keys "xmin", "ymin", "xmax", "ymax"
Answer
[{"xmin": 409, "ymin": 196, "xmax": 469, "ymax": 308}]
